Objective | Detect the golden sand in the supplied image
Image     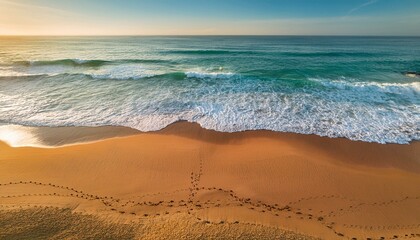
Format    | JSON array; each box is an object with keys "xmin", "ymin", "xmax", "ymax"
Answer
[{"xmin": 0, "ymin": 122, "xmax": 419, "ymax": 239}]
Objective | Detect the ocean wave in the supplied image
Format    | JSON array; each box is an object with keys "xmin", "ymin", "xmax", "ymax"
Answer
[
  {"xmin": 0, "ymin": 65, "xmax": 239, "ymax": 81},
  {"xmin": 14, "ymin": 59, "xmax": 111, "ymax": 67},
  {"xmin": 1, "ymin": 72, "xmax": 418, "ymax": 144},
  {"xmin": 87, "ymin": 64, "xmax": 156, "ymax": 80},
  {"xmin": 161, "ymin": 49, "xmax": 256, "ymax": 55},
  {"xmin": 310, "ymin": 78, "xmax": 420, "ymax": 98},
  {"xmin": 9, "ymin": 58, "xmax": 170, "ymax": 68},
  {"xmin": 185, "ymin": 71, "xmax": 236, "ymax": 79},
  {"xmin": 282, "ymin": 51, "xmax": 383, "ymax": 58},
  {"xmin": 1, "ymin": 104, "xmax": 418, "ymax": 144},
  {"xmin": 79, "ymin": 70, "xmax": 238, "ymax": 81},
  {"xmin": 0, "ymin": 62, "xmax": 162, "ymax": 80},
  {"xmin": 0, "ymin": 66, "xmax": 57, "ymax": 77}
]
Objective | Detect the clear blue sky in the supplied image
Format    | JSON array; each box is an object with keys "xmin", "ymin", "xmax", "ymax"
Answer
[{"xmin": 1, "ymin": 0, "xmax": 419, "ymax": 35}]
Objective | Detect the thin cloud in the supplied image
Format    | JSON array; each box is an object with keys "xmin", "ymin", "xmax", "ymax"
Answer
[
  {"xmin": 348, "ymin": 0, "xmax": 379, "ymax": 15},
  {"xmin": 0, "ymin": 0, "xmax": 74, "ymax": 16}
]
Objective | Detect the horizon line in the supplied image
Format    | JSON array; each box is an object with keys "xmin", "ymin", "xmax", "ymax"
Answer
[{"xmin": 1, "ymin": 34, "xmax": 420, "ymax": 37}]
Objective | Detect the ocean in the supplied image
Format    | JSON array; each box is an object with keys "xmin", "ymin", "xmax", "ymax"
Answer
[{"xmin": 0, "ymin": 36, "xmax": 419, "ymax": 144}]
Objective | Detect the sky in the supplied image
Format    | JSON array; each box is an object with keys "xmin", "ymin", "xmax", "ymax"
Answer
[{"xmin": 0, "ymin": 0, "xmax": 419, "ymax": 36}]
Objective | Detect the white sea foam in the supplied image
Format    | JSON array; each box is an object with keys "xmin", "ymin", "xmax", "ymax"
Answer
[
  {"xmin": 186, "ymin": 71, "xmax": 236, "ymax": 79},
  {"xmin": 0, "ymin": 62, "xmax": 162, "ymax": 80},
  {"xmin": 0, "ymin": 63, "xmax": 240, "ymax": 81},
  {"xmin": 0, "ymin": 66, "xmax": 47, "ymax": 77},
  {"xmin": 309, "ymin": 78, "xmax": 420, "ymax": 104},
  {"xmin": 87, "ymin": 64, "xmax": 157, "ymax": 80},
  {"xmin": 311, "ymin": 77, "xmax": 420, "ymax": 93}
]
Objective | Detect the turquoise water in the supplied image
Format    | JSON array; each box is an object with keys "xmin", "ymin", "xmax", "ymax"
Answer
[{"xmin": 0, "ymin": 36, "xmax": 419, "ymax": 143}]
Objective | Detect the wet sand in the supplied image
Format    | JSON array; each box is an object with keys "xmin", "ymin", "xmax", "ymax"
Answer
[{"xmin": 0, "ymin": 122, "xmax": 419, "ymax": 239}]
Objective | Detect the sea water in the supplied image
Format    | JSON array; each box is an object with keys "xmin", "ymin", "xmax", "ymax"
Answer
[{"xmin": 0, "ymin": 36, "xmax": 419, "ymax": 143}]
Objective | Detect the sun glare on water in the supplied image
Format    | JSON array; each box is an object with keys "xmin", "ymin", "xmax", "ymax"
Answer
[{"xmin": 0, "ymin": 125, "xmax": 40, "ymax": 147}]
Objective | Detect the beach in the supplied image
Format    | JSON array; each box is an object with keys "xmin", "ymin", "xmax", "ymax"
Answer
[
  {"xmin": 1, "ymin": 122, "xmax": 419, "ymax": 239},
  {"xmin": 1, "ymin": 0, "xmax": 420, "ymax": 238},
  {"xmin": 0, "ymin": 36, "xmax": 419, "ymax": 239}
]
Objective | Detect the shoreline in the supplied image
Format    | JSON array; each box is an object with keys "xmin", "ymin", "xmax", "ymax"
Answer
[
  {"xmin": 0, "ymin": 122, "xmax": 419, "ymax": 239},
  {"xmin": 1, "ymin": 120, "xmax": 419, "ymax": 147},
  {"xmin": 1, "ymin": 121, "xmax": 419, "ymax": 173}
]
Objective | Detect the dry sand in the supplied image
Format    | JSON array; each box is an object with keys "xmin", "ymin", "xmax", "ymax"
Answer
[{"xmin": 0, "ymin": 122, "xmax": 419, "ymax": 239}]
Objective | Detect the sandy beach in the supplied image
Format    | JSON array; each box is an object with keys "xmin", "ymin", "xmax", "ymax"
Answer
[
  {"xmin": 2, "ymin": 1, "xmax": 420, "ymax": 239},
  {"xmin": 0, "ymin": 121, "xmax": 419, "ymax": 239}
]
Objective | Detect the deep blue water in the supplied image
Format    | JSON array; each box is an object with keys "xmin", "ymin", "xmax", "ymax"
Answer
[{"xmin": 0, "ymin": 36, "xmax": 419, "ymax": 143}]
